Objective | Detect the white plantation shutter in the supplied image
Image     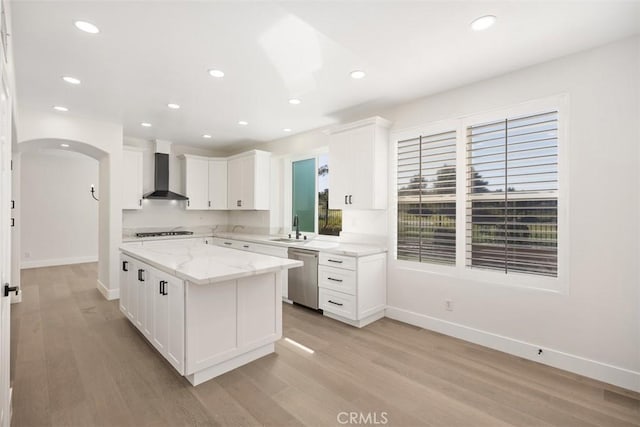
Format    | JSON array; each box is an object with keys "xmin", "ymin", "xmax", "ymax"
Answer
[
  {"xmin": 397, "ymin": 130, "xmax": 456, "ymax": 265},
  {"xmin": 466, "ymin": 111, "xmax": 558, "ymax": 277}
]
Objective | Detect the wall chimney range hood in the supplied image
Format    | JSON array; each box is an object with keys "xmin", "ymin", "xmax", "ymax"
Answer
[{"xmin": 143, "ymin": 140, "xmax": 188, "ymax": 201}]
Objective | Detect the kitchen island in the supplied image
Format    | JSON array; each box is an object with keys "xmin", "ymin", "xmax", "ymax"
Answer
[{"xmin": 119, "ymin": 240, "xmax": 302, "ymax": 385}]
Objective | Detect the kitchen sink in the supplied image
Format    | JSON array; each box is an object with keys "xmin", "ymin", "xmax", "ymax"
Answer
[{"xmin": 269, "ymin": 238, "xmax": 307, "ymax": 244}]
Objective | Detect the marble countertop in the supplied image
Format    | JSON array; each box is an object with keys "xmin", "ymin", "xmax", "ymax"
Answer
[
  {"xmin": 211, "ymin": 232, "xmax": 387, "ymax": 257},
  {"xmin": 120, "ymin": 241, "xmax": 303, "ymax": 285},
  {"xmin": 122, "ymin": 232, "xmax": 213, "ymax": 243}
]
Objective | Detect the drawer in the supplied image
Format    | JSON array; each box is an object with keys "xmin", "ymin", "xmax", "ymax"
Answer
[
  {"xmin": 238, "ymin": 242, "xmax": 288, "ymax": 258},
  {"xmin": 319, "ymin": 266, "xmax": 356, "ymax": 295},
  {"xmin": 319, "ymin": 288, "xmax": 356, "ymax": 320},
  {"xmin": 319, "ymin": 252, "xmax": 356, "ymax": 270},
  {"xmin": 210, "ymin": 237, "xmax": 239, "ymax": 249}
]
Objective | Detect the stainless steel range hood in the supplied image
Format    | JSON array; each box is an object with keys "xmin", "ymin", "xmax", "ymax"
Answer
[{"xmin": 142, "ymin": 140, "xmax": 188, "ymax": 201}]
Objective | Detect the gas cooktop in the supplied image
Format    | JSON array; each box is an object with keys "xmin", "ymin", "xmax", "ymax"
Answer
[{"xmin": 135, "ymin": 231, "xmax": 194, "ymax": 238}]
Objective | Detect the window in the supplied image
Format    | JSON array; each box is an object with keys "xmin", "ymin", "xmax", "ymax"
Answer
[
  {"xmin": 397, "ymin": 130, "xmax": 457, "ymax": 264},
  {"xmin": 291, "ymin": 153, "xmax": 342, "ymax": 236},
  {"xmin": 466, "ymin": 111, "xmax": 558, "ymax": 277},
  {"xmin": 395, "ymin": 99, "xmax": 563, "ymax": 283}
]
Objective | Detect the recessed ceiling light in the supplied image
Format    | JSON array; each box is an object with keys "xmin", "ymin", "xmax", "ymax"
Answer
[
  {"xmin": 74, "ymin": 20, "xmax": 100, "ymax": 34},
  {"xmin": 202, "ymin": 134, "xmax": 212, "ymax": 139},
  {"xmin": 62, "ymin": 76, "xmax": 81, "ymax": 85},
  {"xmin": 60, "ymin": 143, "xmax": 70, "ymax": 148},
  {"xmin": 53, "ymin": 106, "xmax": 68, "ymax": 112},
  {"xmin": 141, "ymin": 122, "xmax": 152, "ymax": 127},
  {"xmin": 350, "ymin": 70, "xmax": 366, "ymax": 79},
  {"xmin": 283, "ymin": 128, "xmax": 292, "ymax": 132},
  {"xmin": 237, "ymin": 120, "xmax": 248, "ymax": 126},
  {"xmin": 470, "ymin": 15, "xmax": 496, "ymax": 31},
  {"xmin": 167, "ymin": 103, "xmax": 180, "ymax": 109},
  {"xmin": 288, "ymin": 98, "xmax": 301, "ymax": 105},
  {"xmin": 208, "ymin": 69, "xmax": 225, "ymax": 78}
]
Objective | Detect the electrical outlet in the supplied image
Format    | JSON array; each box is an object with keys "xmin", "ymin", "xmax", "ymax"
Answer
[{"xmin": 445, "ymin": 300, "xmax": 453, "ymax": 311}]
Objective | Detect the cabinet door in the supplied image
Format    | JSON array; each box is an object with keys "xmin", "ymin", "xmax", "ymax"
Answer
[
  {"xmin": 122, "ymin": 150, "xmax": 143, "ymax": 210},
  {"xmin": 346, "ymin": 126, "xmax": 375, "ymax": 209},
  {"xmin": 328, "ymin": 131, "xmax": 352, "ymax": 209},
  {"xmin": 185, "ymin": 157, "xmax": 209, "ymax": 210},
  {"xmin": 227, "ymin": 156, "xmax": 244, "ymax": 209},
  {"xmin": 165, "ymin": 276, "xmax": 185, "ymax": 374},
  {"xmin": 239, "ymin": 155, "xmax": 256, "ymax": 209},
  {"xmin": 151, "ymin": 271, "xmax": 168, "ymax": 354},
  {"xmin": 119, "ymin": 254, "xmax": 131, "ymax": 317},
  {"xmin": 208, "ymin": 159, "xmax": 227, "ymax": 210},
  {"xmin": 132, "ymin": 262, "xmax": 146, "ymax": 330}
]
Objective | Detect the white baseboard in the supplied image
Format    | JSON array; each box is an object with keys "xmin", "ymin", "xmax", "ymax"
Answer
[
  {"xmin": 97, "ymin": 279, "xmax": 119, "ymax": 301},
  {"xmin": 385, "ymin": 306, "xmax": 640, "ymax": 393},
  {"xmin": 21, "ymin": 255, "xmax": 98, "ymax": 269}
]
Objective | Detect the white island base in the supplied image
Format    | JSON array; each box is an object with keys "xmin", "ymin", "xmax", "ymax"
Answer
[
  {"xmin": 119, "ymin": 242, "xmax": 301, "ymax": 387},
  {"xmin": 184, "ymin": 272, "xmax": 282, "ymax": 386}
]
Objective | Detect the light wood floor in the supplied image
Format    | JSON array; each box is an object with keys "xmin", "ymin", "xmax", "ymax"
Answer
[{"xmin": 10, "ymin": 263, "xmax": 640, "ymax": 427}]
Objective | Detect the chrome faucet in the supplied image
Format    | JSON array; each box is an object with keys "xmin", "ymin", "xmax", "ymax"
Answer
[{"xmin": 293, "ymin": 215, "xmax": 301, "ymax": 240}]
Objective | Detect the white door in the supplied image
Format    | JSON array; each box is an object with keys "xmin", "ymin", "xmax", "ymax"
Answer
[
  {"xmin": 185, "ymin": 157, "xmax": 209, "ymax": 210},
  {"xmin": 165, "ymin": 276, "xmax": 184, "ymax": 374},
  {"xmin": 208, "ymin": 159, "xmax": 227, "ymax": 210},
  {"xmin": 122, "ymin": 149, "xmax": 143, "ymax": 210},
  {"xmin": 151, "ymin": 270, "xmax": 167, "ymax": 354},
  {"xmin": 328, "ymin": 131, "xmax": 351, "ymax": 209},
  {"xmin": 0, "ymin": 74, "xmax": 13, "ymax": 427},
  {"xmin": 227, "ymin": 156, "xmax": 244, "ymax": 209}
]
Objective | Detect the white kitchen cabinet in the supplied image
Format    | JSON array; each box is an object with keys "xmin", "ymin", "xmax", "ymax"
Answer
[
  {"xmin": 227, "ymin": 150, "xmax": 271, "ymax": 210},
  {"xmin": 149, "ymin": 269, "xmax": 185, "ymax": 374},
  {"xmin": 122, "ymin": 148, "xmax": 144, "ymax": 210},
  {"xmin": 327, "ymin": 116, "xmax": 391, "ymax": 210},
  {"xmin": 182, "ymin": 155, "xmax": 228, "ymax": 210},
  {"xmin": 318, "ymin": 252, "xmax": 386, "ymax": 328},
  {"xmin": 208, "ymin": 159, "xmax": 228, "ymax": 210},
  {"xmin": 120, "ymin": 255, "xmax": 185, "ymax": 375}
]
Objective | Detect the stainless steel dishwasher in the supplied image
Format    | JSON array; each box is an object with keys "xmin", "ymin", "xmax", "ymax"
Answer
[{"xmin": 288, "ymin": 247, "xmax": 319, "ymax": 310}]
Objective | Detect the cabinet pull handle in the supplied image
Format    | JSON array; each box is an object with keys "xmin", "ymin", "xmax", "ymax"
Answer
[
  {"xmin": 327, "ymin": 259, "xmax": 343, "ymax": 264},
  {"xmin": 327, "ymin": 277, "xmax": 343, "ymax": 283},
  {"xmin": 344, "ymin": 195, "xmax": 348, "ymax": 205},
  {"xmin": 138, "ymin": 269, "xmax": 145, "ymax": 282},
  {"xmin": 348, "ymin": 195, "xmax": 352, "ymax": 204},
  {"xmin": 162, "ymin": 281, "xmax": 168, "ymax": 296},
  {"xmin": 243, "ymin": 245, "xmax": 249, "ymax": 249},
  {"xmin": 224, "ymin": 242, "xmax": 232, "ymax": 246},
  {"xmin": 122, "ymin": 261, "xmax": 128, "ymax": 272},
  {"xmin": 187, "ymin": 200, "xmax": 190, "ymax": 207},
  {"xmin": 11, "ymin": 218, "xmax": 14, "ymax": 227},
  {"xmin": 159, "ymin": 280, "xmax": 164, "ymax": 295},
  {"xmin": 11, "ymin": 200, "xmax": 14, "ymax": 209},
  {"xmin": 4, "ymin": 283, "xmax": 18, "ymax": 297},
  {"xmin": 237, "ymin": 200, "xmax": 242, "ymax": 207},
  {"xmin": 139, "ymin": 199, "xmax": 142, "ymax": 206},
  {"xmin": 328, "ymin": 300, "xmax": 343, "ymax": 306},
  {"xmin": 208, "ymin": 201, "xmax": 211, "ymax": 208}
]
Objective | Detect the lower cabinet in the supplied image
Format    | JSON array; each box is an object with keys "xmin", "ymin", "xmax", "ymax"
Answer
[
  {"xmin": 318, "ymin": 252, "xmax": 386, "ymax": 328},
  {"xmin": 120, "ymin": 253, "xmax": 185, "ymax": 374}
]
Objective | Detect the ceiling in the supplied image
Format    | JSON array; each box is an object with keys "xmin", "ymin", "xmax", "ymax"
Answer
[{"xmin": 11, "ymin": 1, "xmax": 640, "ymax": 149}]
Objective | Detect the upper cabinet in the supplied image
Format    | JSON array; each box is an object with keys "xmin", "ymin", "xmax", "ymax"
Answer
[
  {"xmin": 327, "ymin": 117, "xmax": 391, "ymax": 210},
  {"xmin": 122, "ymin": 147, "xmax": 144, "ymax": 210},
  {"xmin": 181, "ymin": 155, "xmax": 227, "ymax": 210},
  {"xmin": 227, "ymin": 150, "xmax": 271, "ymax": 210}
]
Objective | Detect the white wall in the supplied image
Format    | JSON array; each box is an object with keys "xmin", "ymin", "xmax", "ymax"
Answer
[
  {"xmin": 249, "ymin": 36, "xmax": 640, "ymax": 391},
  {"xmin": 20, "ymin": 149, "xmax": 99, "ymax": 267},
  {"xmin": 122, "ymin": 137, "xmax": 228, "ymax": 229}
]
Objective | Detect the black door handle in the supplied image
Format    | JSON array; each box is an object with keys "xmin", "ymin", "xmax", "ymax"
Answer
[
  {"xmin": 159, "ymin": 280, "xmax": 165, "ymax": 295},
  {"xmin": 344, "ymin": 195, "xmax": 348, "ymax": 205},
  {"xmin": 162, "ymin": 281, "xmax": 168, "ymax": 296},
  {"xmin": 348, "ymin": 195, "xmax": 352, "ymax": 204},
  {"xmin": 122, "ymin": 261, "xmax": 128, "ymax": 272},
  {"xmin": 4, "ymin": 283, "xmax": 18, "ymax": 297},
  {"xmin": 138, "ymin": 269, "xmax": 145, "ymax": 282},
  {"xmin": 328, "ymin": 300, "xmax": 343, "ymax": 306}
]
